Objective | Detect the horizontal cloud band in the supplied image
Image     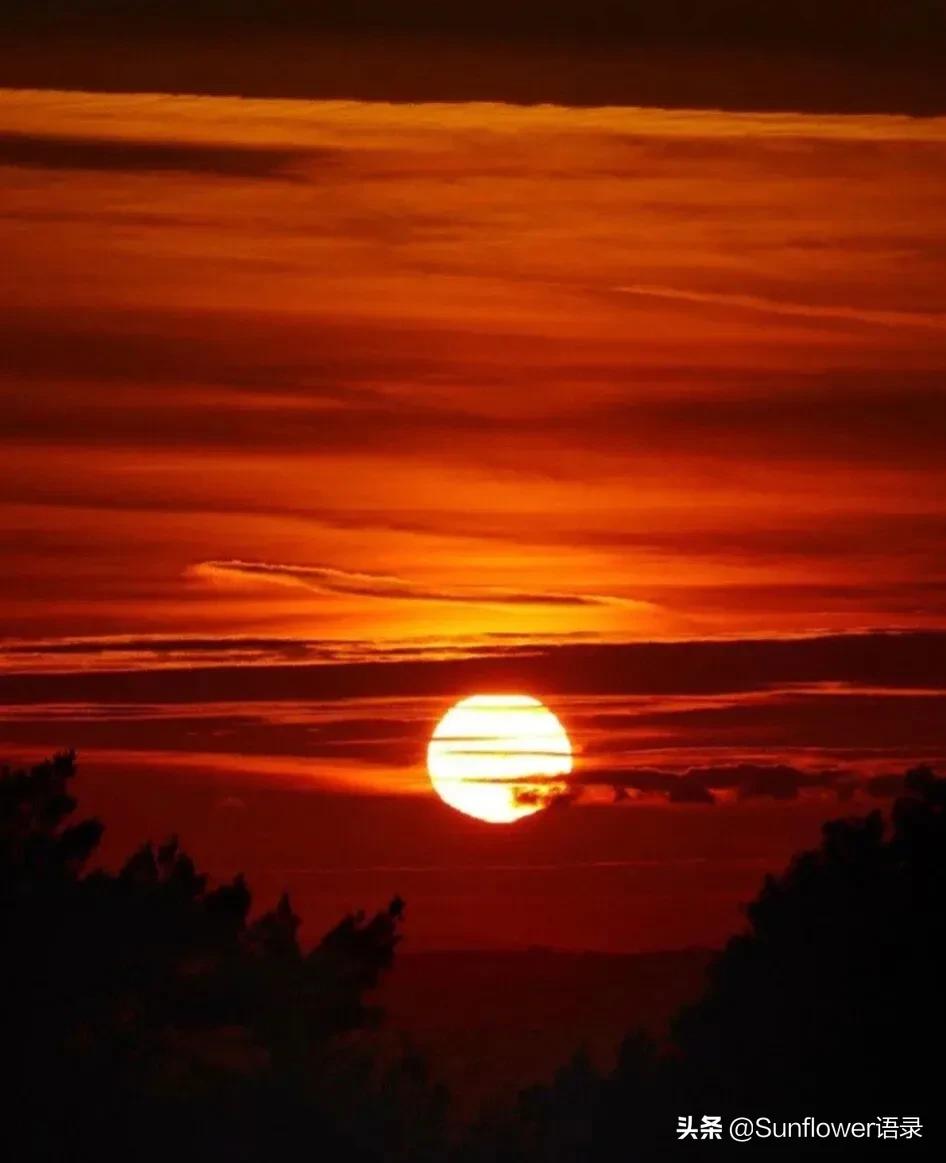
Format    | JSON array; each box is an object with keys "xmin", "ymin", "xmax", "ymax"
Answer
[{"xmin": 193, "ymin": 559, "xmax": 630, "ymax": 608}]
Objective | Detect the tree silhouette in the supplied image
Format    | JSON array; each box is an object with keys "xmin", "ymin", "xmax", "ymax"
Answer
[
  {"xmin": 10, "ymin": 753, "xmax": 943, "ymax": 1160},
  {"xmin": 1, "ymin": 752, "xmax": 444, "ymax": 1163},
  {"xmin": 475, "ymin": 766, "xmax": 946, "ymax": 1161},
  {"xmin": 672, "ymin": 765, "xmax": 946, "ymax": 1116}
]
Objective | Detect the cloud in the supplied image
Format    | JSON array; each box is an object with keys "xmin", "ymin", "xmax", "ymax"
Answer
[
  {"xmin": 6, "ymin": 1, "xmax": 945, "ymax": 61},
  {"xmin": 513, "ymin": 786, "xmax": 577, "ymax": 811},
  {"xmin": 3, "ymin": 630, "xmax": 946, "ymax": 707},
  {"xmin": 3, "ymin": 44, "xmax": 942, "ymax": 122},
  {"xmin": 0, "ymin": 631, "xmax": 545, "ymax": 677},
  {"xmin": 614, "ymin": 284, "xmax": 946, "ymax": 332},
  {"xmin": 0, "ymin": 130, "xmax": 318, "ymax": 181},
  {"xmin": 682, "ymin": 763, "xmax": 814, "ymax": 801},
  {"xmin": 579, "ymin": 762, "xmax": 854, "ymax": 805},
  {"xmin": 668, "ymin": 778, "xmax": 717, "ymax": 805},
  {"xmin": 0, "ymin": 634, "xmax": 321, "ymax": 657},
  {"xmin": 193, "ymin": 559, "xmax": 626, "ymax": 608},
  {"xmin": 866, "ymin": 773, "xmax": 906, "ymax": 798},
  {"xmin": 0, "ymin": 634, "xmax": 338, "ymax": 673},
  {"xmin": 4, "ymin": 303, "xmax": 946, "ymax": 476}
]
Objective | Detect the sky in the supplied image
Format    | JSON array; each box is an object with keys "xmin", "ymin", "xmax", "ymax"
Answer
[{"xmin": 1, "ymin": 82, "xmax": 945, "ymax": 951}]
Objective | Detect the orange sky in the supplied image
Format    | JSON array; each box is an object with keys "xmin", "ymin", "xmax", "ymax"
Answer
[
  {"xmin": 1, "ymin": 88, "xmax": 945, "ymax": 949},
  {"xmin": 2, "ymin": 91, "xmax": 946, "ymax": 646}
]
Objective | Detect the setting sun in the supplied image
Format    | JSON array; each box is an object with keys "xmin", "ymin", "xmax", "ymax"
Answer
[{"xmin": 426, "ymin": 695, "xmax": 573, "ymax": 823}]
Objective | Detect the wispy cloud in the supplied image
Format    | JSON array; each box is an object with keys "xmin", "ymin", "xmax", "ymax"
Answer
[
  {"xmin": 193, "ymin": 559, "xmax": 629, "ymax": 608},
  {"xmin": 615, "ymin": 284, "xmax": 946, "ymax": 331},
  {"xmin": 3, "ymin": 91, "xmax": 946, "ymax": 647}
]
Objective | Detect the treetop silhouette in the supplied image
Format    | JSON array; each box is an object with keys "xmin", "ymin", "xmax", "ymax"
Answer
[{"xmin": 0, "ymin": 751, "xmax": 439, "ymax": 1162}]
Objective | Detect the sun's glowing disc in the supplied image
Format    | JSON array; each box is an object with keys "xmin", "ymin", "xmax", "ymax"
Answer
[{"xmin": 426, "ymin": 694, "xmax": 573, "ymax": 824}]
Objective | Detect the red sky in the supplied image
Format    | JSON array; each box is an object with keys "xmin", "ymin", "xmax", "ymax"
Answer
[{"xmin": 1, "ymin": 87, "xmax": 945, "ymax": 950}]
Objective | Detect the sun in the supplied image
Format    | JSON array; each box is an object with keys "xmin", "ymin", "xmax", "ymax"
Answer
[{"xmin": 426, "ymin": 694, "xmax": 573, "ymax": 824}]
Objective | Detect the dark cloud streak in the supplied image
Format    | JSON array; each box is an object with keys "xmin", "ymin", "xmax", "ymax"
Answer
[
  {"xmin": 3, "ymin": 363, "xmax": 946, "ymax": 472},
  {"xmin": 577, "ymin": 762, "xmax": 852, "ymax": 804},
  {"xmin": 2, "ymin": 631, "xmax": 945, "ymax": 706},
  {"xmin": 0, "ymin": 130, "xmax": 319, "ymax": 180}
]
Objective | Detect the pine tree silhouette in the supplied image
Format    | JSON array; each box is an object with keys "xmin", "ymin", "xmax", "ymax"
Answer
[
  {"xmin": 0, "ymin": 752, "xmax": 443, "ymax": 1163},
  {"xmin": 473, "ymin": 767, "xmax": 946, "ymax": 1161}
]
